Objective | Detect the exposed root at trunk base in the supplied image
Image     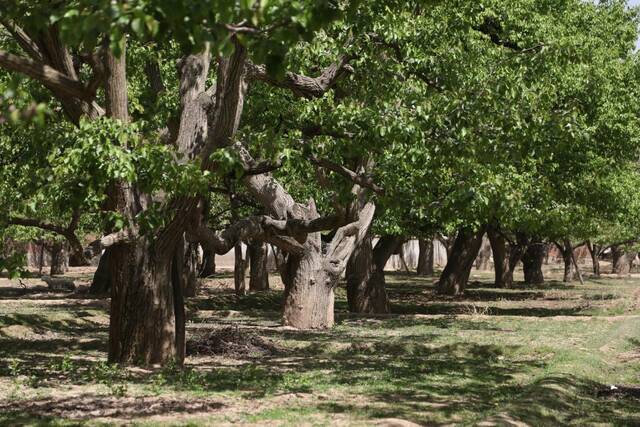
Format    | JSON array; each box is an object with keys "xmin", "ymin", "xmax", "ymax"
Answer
[{"xmin": 186, "ymin": 326, "xmax": 281, "ymax": 357}]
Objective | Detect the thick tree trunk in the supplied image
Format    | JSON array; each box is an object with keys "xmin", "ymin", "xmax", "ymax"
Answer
[
  {"xmin": 522, "ymin": 240, "xmax": 546, "ymax": 284},
  {"xmin": 612, "ymin": 246, "xmax": 632, "ymax": 276},
  {"xmin": 108, "ymin": 238, "xmax": 183, "ymax": 366},
  {"xmin": 417, "ymin": 238, "xmax": 435, "ymax": 276},
  {"xmin": 346, "ymin": 234, "xmax": 400, "ymax": 314},
  {"xmin": 248, "ymin": 241, "xmax": 269, "ymax": 291},
  {"xmin": 282, "ymin": 239, "xmax": 334, "ymax": 328},
  {"xmin": 436, "ymin": 227, "xmax": 485, "ymax": 296},
  {"xmin": 474, "ymin": 235, "xmax": 492, "ymax": 271},
  {"xmin": 89, "ymin": 248, "xmax": 112, "ymax": 294},
  {"xmin": 49, "ymin": 241, "xmax": 68, "ymax": 276},
  {"xmin": 234, "ymin": 242, "xmax": 247, "ymax": 296},
  {"xmin": 487, "ymin": 228, "xmax": 512, "ymax": 288},
  {"xmin": 199, "ymin": 248, "xmax": 216, "ymax": 277},
  {"xmin": 280, "ymin": 202, "xmax": 375, "ymax": 328}
]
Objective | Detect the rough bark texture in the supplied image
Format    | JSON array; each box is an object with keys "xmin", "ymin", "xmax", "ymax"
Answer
[
  {"xmin": 522, "ymin": 240, "xmax": 546, "ymax": 284},
  {"xmin": 183, "ymin": 241, "xmax": 200, "ymax": 298},
  {"xmin": 417, "ymin": 238, "xmax": 435, "ymax": 276},
  {"xmin": 89, "ymin": 248, "xmax": 111, "ymax": 294},
  {"xmin": 346, "ymin": 234, "xmax": 401, "ymax": 314},
  {"xmin": 278, "ymin": 202, "xmax": 375, "ymax": 328},
  {"xmin": 248, "ymin": 241, "xmax": 269, "ymax": 291},
  {"xmin": 487, "ymin": 228, "xmax": 512, "ymax": 288},
  {"xmin": 108, "ymin": 238, "xmax": 182, "ymax": 366},
  {"xmin": 49, "ymin": 241, "xmax": 68, "ymax": 276},
  {"xmin": 436, "ymin": 227, "xmax": 486, "ymax": 296},
  {"xmin": 612, "ymin": 246, "xmax": 632, "ymax": 276}
]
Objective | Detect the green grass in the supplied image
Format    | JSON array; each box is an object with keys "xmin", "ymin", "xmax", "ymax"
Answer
[{"xmin": 0, "ymin": 269, "xmax": 639, "ymax": 425}]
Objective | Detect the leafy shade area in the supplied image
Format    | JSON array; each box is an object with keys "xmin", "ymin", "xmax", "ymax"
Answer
[{"xmin": 0, "ymin": 269, "xmax": 638, "ymax": 426}]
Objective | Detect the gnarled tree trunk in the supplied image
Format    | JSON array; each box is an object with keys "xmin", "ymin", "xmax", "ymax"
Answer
[
  {"xmin": 487, "ymin": 228, "xmax": 512, "ymax": 288},
  {"xmin": 417, "ymin": 238, "xmax": 434, "ymax": 276},
  {"xmin": 248, "ymin": 240, "xmax": 269, "ymax": 291},
  {"xmin": 49, "ymin": 241, "xmax": 68, "ymax": 276},
  {"xmin": 346, "ymin": 234, "xmax": 401, "ymax": 314},
  {"xmin": 522, "ymin": 240, "xmax": 546, "ymax": 284},
  {"xmin": 612, "ymin": 246, "xmax": 632, "ymax": 276},
  {"xmin": 436, "ymin": 227, "xmax": 486, "ymax": 296}
]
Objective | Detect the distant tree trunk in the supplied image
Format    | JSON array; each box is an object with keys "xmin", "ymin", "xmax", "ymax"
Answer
[
  {"xmin": 199, "ymin": 248, "xmax": 216, "ymax": 277},
  {"xmin": 436, "ymin": 227, "xmax": 486, "ymax": 296},
  {"xmin": 37, "ymin": 242, "xmax": 45, "ymax": 276},
  {"xmin": 417, "ymin": 238, "xmax": 434, "ymax": 276},
  {"xmin": 474, "ymin": 235, "xmax": 492, "ymax": 271},
  {"xmin": 586, "ymin": 241, "xmax": 600, "ymax": 277},
  {"xmin": 234, "ymin": 242, "xmax": 247, "ymax": 296},
  {"xmin": 558, "ymin": 240, "xmax": 576, "ymax": 283},
  {"xmin": 248, "ymin": 241, "xmax": 269, "ymax": 291},
  {"xmin": 522, "ymin": 240, "xmax": 546, "ymax": 284},
  {"xmin": 487, "ymin": 228, "xmax": 512, "ymax": 288},
  {"xmin": 612, "ymin": 246, "xmax": 632, "ymax": 275},
  {"xmin": 346, "ymin": 234, "xmax": 401, "ymax": 314},
  {"xmin": 89, "ymin": 248, "xmax": 112, "ymax": 294},
  {"xmin": 49, "ymin": 242, "xmax": 68, "ymax": 276}
]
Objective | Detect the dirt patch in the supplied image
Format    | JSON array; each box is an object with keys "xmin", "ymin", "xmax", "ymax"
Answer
[{"xmin": 186, "ymin": 326, "xmax": 282, "ymax": 357}]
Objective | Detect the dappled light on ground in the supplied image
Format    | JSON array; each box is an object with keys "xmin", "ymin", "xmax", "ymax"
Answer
[{"xmin": 0, "ymin": 268, "xmax": 639, "ymax": 425}]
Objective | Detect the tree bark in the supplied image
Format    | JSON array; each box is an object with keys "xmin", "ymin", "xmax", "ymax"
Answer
[
  {"xmin": 487, "ymin": 228, "xmax": 512, "ymax": 288},
  {"xmin": 346, "ymin": 234, "xmax": 401, "ymax": 314},
  {"xmin": 108, "ymin": 237, "xmax": 183, "ymax": 366},
  {"xmin": 248, "ymin": 241, "xmax": 269, "ymax": 291},
  {"xmin": 183, "ymin": 241, "xmax": 200, "ymax": 298},
  {"xmin": 522, "ymin": 240, "xmax": 546, "ymax": 284},
  {"xmin": 474, "ymin": 235, "xmax": 492, "ymax": 271},
  {"xmin": 612, "ymin": 246, "xmax": 632, "ymax": 276},
  {"xmin": 436, "ymin": 227, "xmax": 486, "ymax": 296},
  {"xmin": 89, "ymin": 248, "xmax": 111, "ymax": 294},
  {"xmin": 558, "ymin": 240, "xmax": 576, "ymax": 283},
  {"xmin": 49, "ymin": 241, "xmax": 68, "ymax": 276},
  {"xmin": 234, "ymin": 242, "xmax": 247, "ymax": 296},
  {"xmin": 586, "ymin": 241, "xmax": 600, "ymax": 277},
  {"xmin": 199, "ymin": 248, "xmax": 216, "ymax": 277},
  {"xmin": 417, "ymin": 238, "xmax": 434, "ymax": 276}
]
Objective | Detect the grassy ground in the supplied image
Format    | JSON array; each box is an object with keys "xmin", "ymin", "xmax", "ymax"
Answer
[{"xmin": 0, "ymin": 266, "xmax": 639, "ymax": 426}]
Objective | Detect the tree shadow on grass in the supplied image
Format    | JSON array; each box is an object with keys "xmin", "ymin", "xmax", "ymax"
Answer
[{"xmin": 0, "ymin": 393, "xmax": 225, "ymax": 423}]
